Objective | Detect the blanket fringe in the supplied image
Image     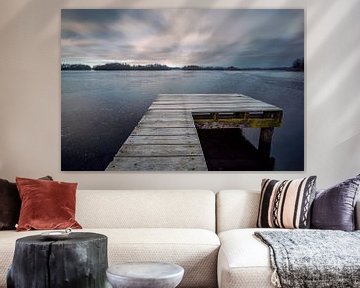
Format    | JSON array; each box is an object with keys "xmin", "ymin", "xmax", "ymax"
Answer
[{"xmin": 271, "ymin": 269, "xmax": 281, "ymax": 287}]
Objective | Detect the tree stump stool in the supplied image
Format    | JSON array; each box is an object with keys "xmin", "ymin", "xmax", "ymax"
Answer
[{"xmin": 7, "ymin": 232, "xmax": 108, "ymax": 288}]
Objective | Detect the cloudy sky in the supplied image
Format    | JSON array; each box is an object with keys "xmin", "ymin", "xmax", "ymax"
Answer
[{"xmin": 61, "ymin": 9, "xmax": 304, "ymax": 68}]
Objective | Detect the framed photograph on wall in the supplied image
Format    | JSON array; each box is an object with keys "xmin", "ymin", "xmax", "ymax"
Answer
[{"xmin": 61, "ymin": 9, "xmax": 304, "ymax": 171}]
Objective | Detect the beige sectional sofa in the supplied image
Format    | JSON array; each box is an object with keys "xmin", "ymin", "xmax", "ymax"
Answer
[
  {"xmin": 0, "ymin": 190, "xmax": 219, "ymax": 288},
  {"xmin": 1, "ymin": 189, "xmax": 359, "ymax": 288}
]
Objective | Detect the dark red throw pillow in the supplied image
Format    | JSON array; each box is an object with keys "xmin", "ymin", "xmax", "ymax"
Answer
[
  {"xmin": 16, "ymin": 177, "xmax": 82, "ymax": 231},
  {"xmin": 0, "ymin": 176, "xmax": 53, "ymax": 230}
]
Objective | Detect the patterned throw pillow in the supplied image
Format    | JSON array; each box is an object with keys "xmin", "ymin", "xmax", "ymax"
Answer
[{"xmin": 257, "ymin": 176, "xmax": 317, "ymax": 229}]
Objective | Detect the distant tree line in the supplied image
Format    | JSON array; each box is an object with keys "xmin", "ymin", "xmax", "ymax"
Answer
[
  {"xmin": 61, "ymin": 59, "xmax": 305, "ymax": 71},
  {"xmin": 61, "ymin": 64, "xmax": 91, "ymax": 70},
  {"xmin": 292, "ymin": 58, "xmax": 304, "ymax": 71},
  {"xmin": 182, "ymin": 65, "xmax": 239, "ymax": 71},
  {"xmin": 92, "ymin": 63, "xmax": 172, "ymax": 71}
]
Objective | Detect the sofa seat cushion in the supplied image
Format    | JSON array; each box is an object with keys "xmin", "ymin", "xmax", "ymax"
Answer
[
  {"xmin": 101, "ymin": 228, "xmax": 220, "ymax": 288},
  {"xmin": 0, "ymin": 228, "xmax": 219, "ymax": 288},
  {"xmin": 218, "ymin": 228, "xmax": 282, "ymax": 288}
]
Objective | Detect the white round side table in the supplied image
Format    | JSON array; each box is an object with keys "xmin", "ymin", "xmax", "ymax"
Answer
[{"xmin": 106, "ymin": 262, "xmax": 184, "ymax": 288}]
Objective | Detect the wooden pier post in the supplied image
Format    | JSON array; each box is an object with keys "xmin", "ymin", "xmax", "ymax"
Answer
[{"xmin": 258, "ymin": 127, "xmax": 274, "ymax": 157}]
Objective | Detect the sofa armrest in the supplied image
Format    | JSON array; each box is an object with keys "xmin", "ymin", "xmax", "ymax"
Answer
[{"xmin": 356, "ymin": 200, "xmax": 360, "ymax": 230}]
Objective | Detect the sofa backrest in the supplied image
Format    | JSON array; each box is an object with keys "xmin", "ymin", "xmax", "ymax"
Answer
[
  {"xmin": 216, "ymin": 190, "xmax": 260, "ymax": 233},
  {"xmin": 217, "ymin": 190, "xmax": 360, "ymax": 232},
  {"xmin": 76, "ymin": 190, "xmax": 216, "ymax": 231}
]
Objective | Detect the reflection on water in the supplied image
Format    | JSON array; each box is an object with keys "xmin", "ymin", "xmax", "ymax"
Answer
[{"xmin": 61, "ymin": 70, "xmax": 304, "ymax": 171}]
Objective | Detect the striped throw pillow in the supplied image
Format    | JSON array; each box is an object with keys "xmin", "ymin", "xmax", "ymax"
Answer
[{"xmin": 257, "ymin": 176, "xmax": 317, "ymax": 229}]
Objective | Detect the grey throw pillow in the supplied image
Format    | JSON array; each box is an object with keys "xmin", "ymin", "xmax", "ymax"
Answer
[{"xmin": 311, "ymin": 174, "xmax": 360, "ymax": 231}]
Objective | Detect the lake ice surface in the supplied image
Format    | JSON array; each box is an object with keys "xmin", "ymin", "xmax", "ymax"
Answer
[{"xmin": 61, "ymin": 70, "xmax": 304, "ymax": 171}]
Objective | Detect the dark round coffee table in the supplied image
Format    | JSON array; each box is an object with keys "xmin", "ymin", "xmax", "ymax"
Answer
[
  {"xmin": 106, "ymin": 262, "xmax": 184, "ymax": 288},
  {"xmin": 7, "ymin": 232, "xmax": 108, "ymax": 288}
]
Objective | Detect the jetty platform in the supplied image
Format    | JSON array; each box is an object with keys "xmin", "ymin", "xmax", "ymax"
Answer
[{"xmin": 106, "ymin": 94, "xmax": 282, "ymax": 171}]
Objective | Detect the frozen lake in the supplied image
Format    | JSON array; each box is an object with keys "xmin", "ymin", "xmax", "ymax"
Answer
[{"xmin": 61, "ymin": 70, "xmax": 304, "ymax": 171}]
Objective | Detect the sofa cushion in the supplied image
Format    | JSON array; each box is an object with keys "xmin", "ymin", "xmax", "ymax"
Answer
[
  {"xmin": 105, "ymin": 228, "xmax": 219, "ymax": 288},
  {"xmin": 76, "ymin": 190, "xmax": 216, "ymax": 231},
  {"xmin": 0, "ymin": 228, "xmax": 220, "ymax": 288},
  {"xmin": 311, "ymin": 174, "xmax": 360, "ymax": 231},
  {"xmin": 216, "ymin": 190, "xmax": 260, "ymax": 233},
  {"xmin": 16, "ymin": 177, "xmax": 81, "ymax": 231},
  {"xmin": 218, "ymin": 228, "xmax": 280, "ymax": 288},
  {"xmin": 0, "ymin": 179, "xmax": 20, "ymax": 230},
  {"xmin": 257, "ymin": 177, "xmax": 317, "ymax": 229},
  {"xmin": 0, "ymin": 176, "xmax": 53, "ymax": 230}
]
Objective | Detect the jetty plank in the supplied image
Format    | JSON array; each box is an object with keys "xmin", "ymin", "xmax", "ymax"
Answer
[
  {"xmin": 117, "ymin": 144, "xmax": 204, "ymax": 157},
  {"xmin": 138, "ymin": 119, "xmax": 195, "ymax": 128},
  {"xmin": 149, "ymin": 104, "xmax": 277, "ymax": 110},
  {"xmin": 106, "ymin": 93, "xmax": 282, "ymax": 171},
  {"xmin": 126, "ymin": 135, "xmax": 201, "ymax": 145},
  {"xmin": 155, "ymin": 93, "xmax": 240, "ymax": 99},
  {"xmin": 106, "ymin": 156, "xmax": 207, "ymax": 171},
  {"xmin": 148, "ymin": 107, "xmax": 281, "ymax": 113},
  {"xmin": 131, "ymin": 127, "xmax": 198, "ymax": 136},
  {"xmin": 142, "ymin": 111, "xmax": 193, "ymax": 120},
  {"xmin": 137, "ymin": 123, "xmax": 195, "ymax": 128},
  {"xmin": 153, "ymin": 100, "xmax": 266, "ymax": 105}
]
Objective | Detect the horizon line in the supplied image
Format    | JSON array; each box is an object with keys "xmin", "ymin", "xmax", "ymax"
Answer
[{"xmin": 61, "ymin": 60, "xmax": 304, "ymax": 70}]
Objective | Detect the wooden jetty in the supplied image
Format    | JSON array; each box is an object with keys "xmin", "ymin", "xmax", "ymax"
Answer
[{"xmin": 106, "ymin": 94, "xmax": 282, "ymax": 171}]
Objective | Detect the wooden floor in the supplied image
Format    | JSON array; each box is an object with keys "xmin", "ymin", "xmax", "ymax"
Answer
[{"xmin": 106, "ymin": 94, "xmax": 282, "ymax": 171}]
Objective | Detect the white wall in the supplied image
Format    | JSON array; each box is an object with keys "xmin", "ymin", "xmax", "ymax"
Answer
[{"xmin": 0, "ymin": 0, "xmax": 359, "ymax": 190}]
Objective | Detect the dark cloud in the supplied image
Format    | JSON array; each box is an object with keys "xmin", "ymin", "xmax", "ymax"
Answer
[
  {"xmin": 232, "ymin": 37, "xmax": 304, "ymax": 68},
  {"xmin": 61, "ymin": 29, "xmax": 83, "ymax": 40},
  {"xmin": 61, "ymin": 9, "xmax": 304, "ymax": 68},
  {"xmin": 62, "ymin": 9, "xmax": 122, "ymax": 24}
]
